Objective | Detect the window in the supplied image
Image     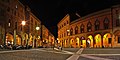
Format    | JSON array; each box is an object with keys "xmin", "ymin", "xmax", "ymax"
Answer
[
  {"xmin": 95, "ymin": 19, "xmax": 100, "ymax": 30},
  {"xmin": 75, "ymin": 26, "xmax": 78, "ymax": 34},
  {"xmin": 80, "ymin": 24, "xmax": 84, "ymax": 33},
  {"xmin": 67, "ymin": 21, "xmax": 68, "ymax": 24},
  {"xmin": 8, "ymin": 19, "xmax": 11, "ymax": 27},
  {"xmin": 64, "ymin": 23, "xmax": 66, "ymax": 26},
  {"xmin": 70, "ymin": 28, "xmax": 73, "ymax": 35},
  {"xmin": 87, "ymin": 21, "xmax": 92, "ymax": 32},
  {"xmin": 104, "ymin": 17, "xmax": 109, "ymax": 29}
]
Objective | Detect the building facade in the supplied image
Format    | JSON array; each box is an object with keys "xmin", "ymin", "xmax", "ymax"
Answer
[
  {"xmin": 57, "ymin": 5, "xmax": 120, "ymax": 48},
  {"xmin": 42, "ymin": 25, "xmax": 55, "ymax": 48},
  {"xmin": 0, "ymin": 0, "xmax": 55, "ymax": 48}
]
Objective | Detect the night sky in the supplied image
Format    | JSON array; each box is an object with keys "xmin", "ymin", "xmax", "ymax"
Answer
[{"xmin": 20, "ymin": 0, "xmax": 120, "ymax": 38}]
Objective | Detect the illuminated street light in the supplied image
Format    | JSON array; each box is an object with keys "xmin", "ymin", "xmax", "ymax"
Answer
[
  {"xmin": 67, "ymin": 29, "xmax": 70, "ymax": 32},
  {"xmin": 22, "ymin": 21, "xmax": 26, "ymax": 26},
  {"xmin": 67, "ymin": 29, "xmax": 70, "ymax": 47},
  {"xmin": 21, "ymin": 21, "xmax": 26, "ymax": 46},
  {"xmin": 36, "ymin": 26, "xmax": 40, "ymax": 30}
]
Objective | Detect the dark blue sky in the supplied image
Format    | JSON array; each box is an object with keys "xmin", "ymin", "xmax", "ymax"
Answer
[{"xmin": 20, "ymin": 0, "xmax": 120, "ymax": 38}]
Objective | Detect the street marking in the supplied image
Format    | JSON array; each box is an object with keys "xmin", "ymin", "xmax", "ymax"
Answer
[
  {"xmin": 66, "ymin": 54, "xmax": 80, "ymax": 60},
  {"xmin": 66, "ymin": 48, "xmax": 84, "ymax": 60},
  {"xmin": 37, "ymin": 49, "xmax": 74, "ymax": 54},
  {"xmin": 80, "ymin": 54, "xmax": 113, "ymax": 60},
  {"xmin": 63, "ymin": 51, "xmax": 74, "ymax": 54},
  {"xmin": 76, "ymin": 48, "xmax": 84, "ymax": 54},
  {"xmin": 54, "ymin": 48, "xmax": 59, "ymax": 50},
  {"xmin": 0, "ymin": 50, "xmax": 31, "ymax": 53}
]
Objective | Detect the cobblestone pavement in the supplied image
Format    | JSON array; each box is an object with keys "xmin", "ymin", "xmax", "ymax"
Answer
[{"xmin": 0, "ymin": 50, "xmax": 72, "ymax": 60}]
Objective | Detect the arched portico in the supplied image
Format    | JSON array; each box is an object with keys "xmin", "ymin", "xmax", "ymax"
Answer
[
  {"xmin": 6, "ymin": 33, "xmax": 13, "ymax": 45},
  {"xmin": 103, "ymin": 33, "xmax": 112, "ymax": 47},
  {"xmin": 113, "ymin": 30, "xmax": 120, "ymax": 47},
  {"xmin": 80, "ymin": 36, "xmax": 86, "ymax": 48},
  {"xmin": 70, "ymin": 38, "xmax": 74, "ymax": 48},
  {"xmin": 87, "ymin": 35, "xmax": 94, "ymax": 48},
  {"xmin": 94, "ymin": 34, "xmax": 102, "ymax": 48},
  {"xmin": 76, "ymin": 37, "xmax": 80, "ymax": 48}
]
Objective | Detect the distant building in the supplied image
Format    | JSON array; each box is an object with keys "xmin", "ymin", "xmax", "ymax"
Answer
[
  {"xmin": 57, "ymin": 4, "xmax": 120, "ymax": 48},
  {"xmin": 42, "ymin": 25, "xmax": 55, "ymax": 48}
]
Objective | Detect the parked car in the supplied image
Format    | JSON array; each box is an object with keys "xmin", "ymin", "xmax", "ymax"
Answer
[{"xmin": 12, "ymin": 45, "xmax": 23, "ymax": 50}]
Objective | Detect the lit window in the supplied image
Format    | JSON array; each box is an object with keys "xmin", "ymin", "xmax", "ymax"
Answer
[
  {"xmin": 80, "ymin": 24, "xmax": 84, "ymax": 33},
  {"xmin": 8, "ymin": 23, "xmax": 10, "ymax": 27},
  {"xmin": 87, "ymin": 21, "xmax": 92, "ymax": 32},
  {"xmin": 70, "ymin": 28, "xmax": 73, "ymax": 35},
  {"xmin": 75, "ymin": 26, "xmax": 78, "ymax": 34},
  {"xmin": 104, "ymin": 17, "xmax": 109, "ymax": 29},
  {"xmin": 16, "ymin": 5, "xmax": 18, "ymax": 9},
  {"xmin": 8, "ymin": 19, "xmax": 10, "ymax": 27},
  {"xmin": 95, "ymin": 19, "xmax": 100, "ymax": 30}
]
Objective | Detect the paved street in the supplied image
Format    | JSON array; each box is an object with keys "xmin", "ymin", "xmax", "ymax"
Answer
[
  {"xmin": 0, "ymin": 48, "xmax": 72, "ymax": 60},
  {"xmin": 77, "ymin": 48, "xmax": 120, "ymax": 60},
  {"xmin": 1, "ymin": 48, "xmax": 120, "ymax": 60}
]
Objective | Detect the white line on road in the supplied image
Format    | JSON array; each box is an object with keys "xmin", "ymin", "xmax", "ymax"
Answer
[
  {"xmin": 0, "ymin": 50, "xmax": 31, "ymax": 53},
  {"xmin": 76, "ymin": 48, "xmax": 84, "ymax": 54},
  {"xmin": 66, "ymin": 48, "xmax": 84, "ymax": 60}
]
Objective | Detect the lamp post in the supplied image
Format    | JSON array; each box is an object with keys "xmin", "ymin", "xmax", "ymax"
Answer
[
  {"xmin": 67, "ymin": 29, "xmax": 70, "ymax": 48},
  {"xmin": 21, "ymin": 21, "xmax": 26, "ymax": 46},
  {"xmin": 35, "ymin": 26, "xmax": 40, "ymax": 48}
]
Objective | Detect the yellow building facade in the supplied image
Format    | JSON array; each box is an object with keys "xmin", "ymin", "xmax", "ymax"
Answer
[{"xmin": 58, "ymin": 5, "xmax": 120, "ymax": 48}]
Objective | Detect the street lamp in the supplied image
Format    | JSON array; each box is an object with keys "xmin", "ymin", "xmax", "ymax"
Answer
[
  {"xmin": 35, "ymin": 26, "xmax": 40, "ymax": 48},
  {"xmin": 21, "ymin": 21, "xmax": 26, "ymax": 46},
  {"xmin": 36, "ymin": 26, "xmax": 40, "ymax": 30},
  {"xmin": 67, "ymin": 29, "xmax": 70, "ymax": 48},
  {"xmin": 21, "ymin": 21, "xmax": 26, "ymax": 26}
]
